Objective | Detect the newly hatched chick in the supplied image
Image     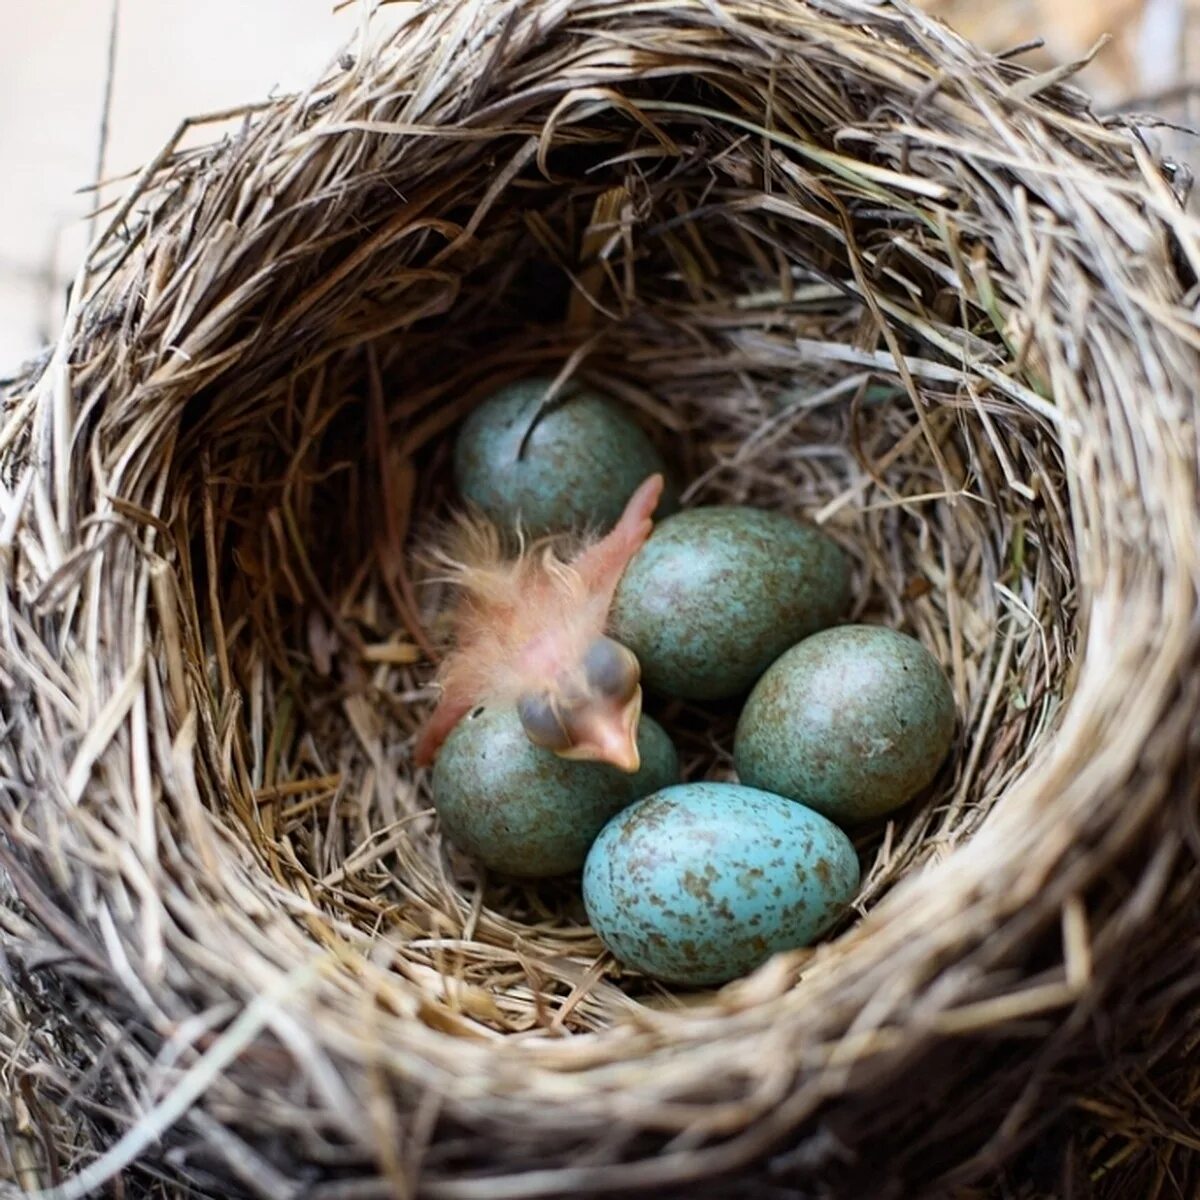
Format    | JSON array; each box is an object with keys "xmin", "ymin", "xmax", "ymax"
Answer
[{"xmin": 414, "ymin": 474, "xmax": 665, "ymax": 773}]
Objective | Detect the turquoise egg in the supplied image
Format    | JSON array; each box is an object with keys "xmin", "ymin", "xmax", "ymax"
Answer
[
  {"xmin": 582, "ymin": 782, "xmax": 859, "ymax": 986},
  {"xmin": 610, "ymin": 507, "xmax": 849, "ymax": 701},
  {"xmin": 453, "ymin": 377, "xmax": 675, "ymax": 537},
  {"xmin": 735, "ymin": 625, "xmax": 956, "ymax": 823},
  {"xmin": 432, "ymin": 705, "xmax": 679, "ymax": 878}
]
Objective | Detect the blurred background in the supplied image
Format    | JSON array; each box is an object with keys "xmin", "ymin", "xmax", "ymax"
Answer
[
  {"xmin": 0, "ymin": 0, "xmax": 1194, "ymax": 370},
  {"xmin": 0, "ymin": 0, "xmax": 355, "ymax": 368}
]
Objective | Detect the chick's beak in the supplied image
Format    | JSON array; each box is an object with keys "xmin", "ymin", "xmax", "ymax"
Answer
[{"xmin": 556, "ymin": 688, "xmax": 643, "ymax": 774}]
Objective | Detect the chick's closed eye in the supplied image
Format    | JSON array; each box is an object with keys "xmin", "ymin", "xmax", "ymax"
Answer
[
  {"xmin": 517, "ymin": 692, "xmax": 572, "ymax": 751},
  {"xmin": 582, "ymin": 636, "xmax": 640, "ymax": 702}
]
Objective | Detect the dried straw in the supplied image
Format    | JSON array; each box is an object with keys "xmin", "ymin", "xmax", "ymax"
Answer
[{"xmin": 2, "ymin": 1, "xmax": 1199, "ymax": 1196}]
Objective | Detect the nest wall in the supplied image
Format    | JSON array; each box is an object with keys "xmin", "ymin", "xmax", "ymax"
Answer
[{"xmin": 1, "ymin": 1, "xmax": 1199, "ymax": 1197}]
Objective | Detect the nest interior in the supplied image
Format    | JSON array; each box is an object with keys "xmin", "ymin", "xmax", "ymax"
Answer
[{"xmin": 2, "ymin": 2, "xmax": 1199, "ymax": 1198}]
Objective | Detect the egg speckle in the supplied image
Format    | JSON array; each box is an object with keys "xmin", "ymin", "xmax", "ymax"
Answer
[
  {"xmin": 734, "ymin": 624, "xmax": 956, "ymax": 823},
  {"xmin": 432, "ymin": 706, "xmax": 679, "ymax": 877},
  {"xmin": 582, "ymin": 782, "xmax": 859, "ymax": 986},
  {"xmin": 610, "ymin": 506, "xmax": 849, "ymax": 700},
  {"xmin": 453, "ymin": 377, "xmax": 675, "ymax": 537}
]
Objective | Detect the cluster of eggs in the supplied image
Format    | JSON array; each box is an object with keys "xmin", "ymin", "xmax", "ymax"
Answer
[{"xmin": 432, "ymin": 378, "xmax": 956, "ymax": 987}]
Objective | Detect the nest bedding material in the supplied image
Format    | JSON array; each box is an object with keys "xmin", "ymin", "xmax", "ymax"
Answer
[{"xmin": 1, "ymin": 0, "xmax": 1199, "ymax": 1197}]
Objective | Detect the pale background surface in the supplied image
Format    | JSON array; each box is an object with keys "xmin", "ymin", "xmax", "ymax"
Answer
[
  {"xmin": 0, "ymin": 0, "xmax": 1193, "ymax": 371},
  {"xmin": 0, "ymin": 1, "xmax": 355, "ymax": 369}
]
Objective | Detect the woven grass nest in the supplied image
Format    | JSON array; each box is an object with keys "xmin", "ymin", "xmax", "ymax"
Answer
[{"xmin": 3, "ymin": 1, "xmax": 1200, "ymax": 1196}]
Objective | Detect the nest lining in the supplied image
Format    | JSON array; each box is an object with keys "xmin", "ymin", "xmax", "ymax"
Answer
[{"xmin": 1, "ymin": 1, "xmax": 1199, "ymax": 1197}]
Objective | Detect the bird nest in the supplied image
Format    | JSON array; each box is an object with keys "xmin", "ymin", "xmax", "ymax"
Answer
[{"xmin": 2, "ymin": 2, "xmax": 1199, "ymax": 1197}]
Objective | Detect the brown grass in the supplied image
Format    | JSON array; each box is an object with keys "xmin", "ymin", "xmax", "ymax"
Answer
[{"xmin": 1, "ymin": 1, "xmax": 1198, "ymax": 1197}]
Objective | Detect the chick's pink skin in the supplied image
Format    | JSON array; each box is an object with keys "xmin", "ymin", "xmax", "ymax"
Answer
[{"xmin": 414, "ymin": 473, "xmax": 663, "ymax": 770}]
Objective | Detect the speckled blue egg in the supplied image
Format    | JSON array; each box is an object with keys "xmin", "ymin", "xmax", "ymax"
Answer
[
  {"xmin": 735, "ymin": 625, "xmax": 956, "ymax": 823},
  {"xmin": 453, "ymin": 377, "xmax": 676, "ymax": 537},
  {"xmin": 432, "ymin": 705, "xmax": 679, "ymax": 878},
  {"xmin": 610, "ymin": 507, "xmax": 850, "ymax": 701},
  {"xmin": 582, "ymin": 782, "xmax": 859, "ymax": 986}
]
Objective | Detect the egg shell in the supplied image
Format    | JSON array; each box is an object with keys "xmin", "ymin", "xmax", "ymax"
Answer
[
  {"xmin": 583, "ymin": 782, "xmax": 859, "ymax": 986},
  {"xmin": 432, "ymin": 705, "xmax": 679, "ymax": 877},
  {"xmin": 734, "ymin": 624, "xmax": 956, "ymax": 823},
  {"xmin": 610, "ymin": 506, "xmax": 850, "ymax": 701},
  {"xmin": 453, "ymin": 377, "xmax": 676, "ymax": 537}
]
